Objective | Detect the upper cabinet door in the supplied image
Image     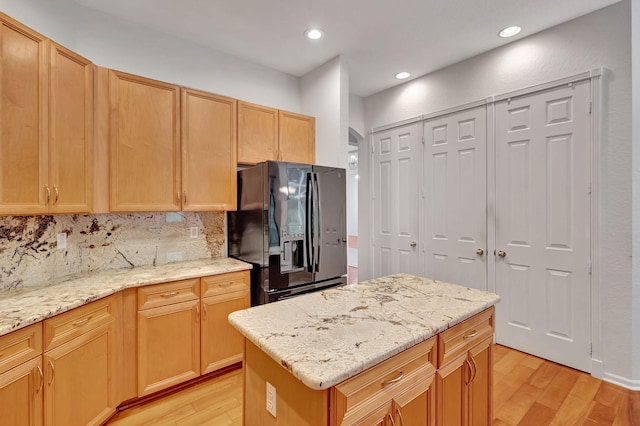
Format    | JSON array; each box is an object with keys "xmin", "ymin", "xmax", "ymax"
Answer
[
  {"xmin": 0, "ymin": 15, "xmax": 48, "ymax": 215},
  {"xmin": 237, "ymin": 101, "xmax": 278, "ymax": 164},
  {"xmin": 109, "ymin": 70, "xmax": 180, "ymax": 212},
  {"xmin": 181, "ymin": 89, "xmax": 237, "ymax": 211},
  {"xmin": 278, "ymin": 110, "xmax": 315, "ymax": 164},
  {"xmin": 49, "ymin": 43, "xmax": 93, "ymax": 214}
]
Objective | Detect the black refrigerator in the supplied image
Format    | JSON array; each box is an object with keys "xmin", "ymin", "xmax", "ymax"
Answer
[{"xmin": 228, "ymin": 161, "xmax": 347, "ymax": 305}]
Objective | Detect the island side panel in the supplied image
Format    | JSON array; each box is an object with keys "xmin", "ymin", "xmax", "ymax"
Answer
[{"xmin": 244, "ymin": 340, "xmax": 329, "ymax": 425}]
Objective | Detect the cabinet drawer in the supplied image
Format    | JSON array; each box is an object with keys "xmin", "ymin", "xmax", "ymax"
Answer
[
  {"xmin": 137, "ymin": 278, "xmax": 200, "ymax": 310},
  {"xmin": 201, "ymin": 271, "xmax": 249, "ymax": 298},
  {"xmin": 332, "ymin": 336, "xmax": 437, "ymax": 425},
  {"xmin": 437, "ymin": 307, "xmax": 494, "ymax": 368},
  {"xmin": 44, "ymin": 295, "xmax": 116, "ymax": 351},
  {"xmin": 0, "ymin": 323, "xmax": 42, "ymax": 374}
]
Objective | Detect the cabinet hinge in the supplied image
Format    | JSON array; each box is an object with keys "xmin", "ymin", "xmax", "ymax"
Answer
[
  {"xmin": 588, "ymin": 183, "xmax": 592, "ymax": 194},
  {"xmin": 589, "ymin": 101, "xmax": 592, "ymax": 114}
]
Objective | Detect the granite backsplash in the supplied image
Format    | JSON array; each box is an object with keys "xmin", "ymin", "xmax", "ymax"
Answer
[{"xmin": 0, "ymin": 212, "xmax": 226, "ymax": 292}]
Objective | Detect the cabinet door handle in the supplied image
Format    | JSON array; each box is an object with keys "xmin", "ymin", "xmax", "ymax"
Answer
[
  {"xmin": 195, "ymin": 305, "xmax": 200, "ymax": 321},
  {"xmin": 53, "ymin": 185, "xmax": 59, "ymax": 205},
  {"xmin": 48, "ymin": 360, "xmax": 55, "ymax": 386},
  {"xmin": 203, "ymin": 304, "xmax": 207, "ymax": 320},
  {"xmin": 72, "ymin": 315, "xmax": 92, "ymax": 327},
  {"xmin": 463, "ymin": 330, "xmax": 478, "ymax": 340},
  {"xmin": 470, "ymin": 354, "xmax": 478, "ymax": 383},
  {"xmin": 35, "ymin": 365, "xmax": 44, "ymax": 392},
  {"xmin": 465, "ymin": 358, "xmax": 472, "ymax": 385},
  {"xmin": 396, "ymin": 408, "xmax": 405, "ymax": 426},
  {"xmin": 381, "ymin": 371, "xmax": 404, "ymax": 385},
  {"xmin": 44, "ymin": 185, "xmax": 51, "ymax": 204},
  {"xmin": 183, "ymin": 191, "xmax": 187, "ymax": 205},
  {"xmin": 387, "ymin": 413, "xmax": 396, "ymax": 426},
  {"xmin": 160, "ymin": 291, "xmax": 179, "ymax": 298}
]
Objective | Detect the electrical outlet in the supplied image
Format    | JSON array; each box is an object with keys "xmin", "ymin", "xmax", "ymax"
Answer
[
  {"xmin": 56, "ymin": 233, "xmax": 67, "ymax": 250},
  {"xmin": 266, "ymin": 381, "xmax": 276, "ymax": 417},
  {"xmin": 190, "ymin": 227, "xmax": 198, "ymax": 238},
  {"xmin": 167, "ymin": 252, "xmax": 183, "ymax": 262}
]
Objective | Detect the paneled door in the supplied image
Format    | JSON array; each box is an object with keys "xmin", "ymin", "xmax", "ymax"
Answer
[
  {"xmin": 494, "ymin": 80, "xmax": 591, "ymax": 372},
  {"xmin": 423, "ymin": 107, "xmax": 487, "ymax": 290},
  {"xmin": 372, "ymin": 123, "xmax": 421, "ymax": 277}
]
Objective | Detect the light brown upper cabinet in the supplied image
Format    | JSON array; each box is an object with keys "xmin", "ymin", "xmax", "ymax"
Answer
[
  {"xmin": 49, "ymin": 43, "xmax": 94, "ymax": 214},
  {"xmin": 181, "ymin": 89, "xmax": 237, "ymax": 211},
  {"xmin": 237, "ymin": 101, "xmax": 278, "ymax": 164},
  {"xmin": 237, "ymin": 101, "xmax": 316, "ymax": 165},
  {"xmin": 279, "ymin": 110, "xmax": 315, "ymax": 164},
  {"xmin": 109, "ymin": 70, "xmax": 181, "ymax": 212},
  {"xmin": 0, "ymin": 15, "xmax": 93, "ymax": 216}
]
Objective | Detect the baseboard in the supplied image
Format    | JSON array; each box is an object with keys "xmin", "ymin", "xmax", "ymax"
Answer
[
  {"xmin": 602, "ymin": 371, "xmax": 640, "ymax": 391},
  {"xmin": 590, "ymin": 358, "xmax": 604, "ymax": 379}
]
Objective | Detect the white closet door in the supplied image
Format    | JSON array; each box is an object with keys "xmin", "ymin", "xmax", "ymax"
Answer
[
  {"xmin": 423, "ymin": 107, "xmax": 487, "ymax": 290},
  {"xmin": 494, "ymin": 80, "xmax": 591, "ymax": 372},
  {"xmin": 372, "ymin": 123, "xmax": 421, "ymax": 277}
]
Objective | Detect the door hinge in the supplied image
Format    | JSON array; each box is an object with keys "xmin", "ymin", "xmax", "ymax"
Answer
[{"xmin": 589, "ymin": 101, "xmax": 592, "ymax": 114}]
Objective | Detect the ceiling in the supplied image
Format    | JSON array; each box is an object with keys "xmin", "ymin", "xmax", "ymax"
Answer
[{"xmin": 73, "ymin": 0, "xmax": 620, "ymax": 98}]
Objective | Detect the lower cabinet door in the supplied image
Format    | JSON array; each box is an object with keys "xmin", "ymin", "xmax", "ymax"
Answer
[
  {"xmin": 44, "ymin": 322, "xmax": 116, "ymax": 426},
  {"xmin": 0, "ymin": 357, "xmax": 43, "ymax": 426},
  {"xmin": 436, "ymin": 352, "xmax": 469, "ymax": 425},
  {"xmin": 393, "ymin": 375, "xmax": 436, "ymax": 426},
  {"xmin": 469, "ymin": 338, "xmax": 492, "ymax": 426},
  {"xmin": 201, "ymin": 289, "xmax": 249, "ymax": 375},
  {"xmin": 137, "ymin": 299, "xmax": 201, "ymax": 396}
]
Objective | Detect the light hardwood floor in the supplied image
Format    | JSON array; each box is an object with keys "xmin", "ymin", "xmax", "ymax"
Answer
[{"xmin": 107, "ymin": 345, "xmax": 640, "ymax": 425}]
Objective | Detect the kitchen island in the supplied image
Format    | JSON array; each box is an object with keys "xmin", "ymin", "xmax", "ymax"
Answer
[{"xmin": 229, "ymin": 273, "xmax": 500, "ymax": 425}]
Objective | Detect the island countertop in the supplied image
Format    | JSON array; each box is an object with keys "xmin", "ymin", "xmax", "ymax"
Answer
[
  {"xmin": 229, "ymin": 273, "xmax": 500, "ymax": 390},
  {"xmin": 0, "ymin": 257, "xmax": 251, "ymax": 337}
]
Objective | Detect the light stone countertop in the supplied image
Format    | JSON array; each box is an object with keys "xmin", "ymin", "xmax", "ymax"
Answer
[
  {"xmin": 229, "ymin": 273, "xmax": 500, "ymax": 390},
  {"xmin": 0, "ymin": 257, "xmax": 251, "ymax": 337}
]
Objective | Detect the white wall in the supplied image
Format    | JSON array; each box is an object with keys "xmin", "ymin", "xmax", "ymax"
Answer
[
  {"xmin": 361, "ymin": 0, "xmax": 634, "ymax": 386},
  {"xmin": 631, "ymin": 0, "xmax": 640, "ymax": 384},
  {"xmin": 301, "ymin": 56, "xmax": 350, "ymax": 169},
  {"xmin": 349, "ymin": 94, "xmax": 365, "ymax": 139},
  {"xmin": 0, "ymin": 0, "xmax": 301, "ymax": 111}
]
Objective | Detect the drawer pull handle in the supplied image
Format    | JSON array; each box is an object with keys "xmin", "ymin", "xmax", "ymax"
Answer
[
  {"xmin": 72, "ymin": 316, "xmax": 92, "ymax": 327},
  {"xmin": 36, "ymin": 365, "xmax": 44, "ymax": 392},
  {"xmin": 218, "ymin": 282, "xmax": 234, "ymax": 287},
  {"xmin": 160, "ymin": 291, "xmax": 179, "ymax": 298},
  {"xmin": 463, "ymin": 330, "xmax": 478, "ymax": 339},
  {"xmin": 381, "ymin": 371, "xmax": 404, "ymax": 385}
]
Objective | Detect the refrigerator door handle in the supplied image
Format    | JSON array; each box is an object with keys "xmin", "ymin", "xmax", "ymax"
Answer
[
  {"xmin": 306, "ymin": 172, "xmax": 314, "ymax": 272},
  {"xmin": 314, "ymin": 172, "xmax": 321, "ymax": 272}
]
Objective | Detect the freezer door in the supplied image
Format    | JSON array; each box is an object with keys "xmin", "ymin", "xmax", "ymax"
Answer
[{"xmin": 313, "ymin": 166, "xmax": 347, "ymax": 281}]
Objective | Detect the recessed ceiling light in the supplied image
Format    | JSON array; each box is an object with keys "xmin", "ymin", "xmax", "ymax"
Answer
[
  {"xmin": 395, "ymin": 71, "xmax": 411, "ymax": 80},
  {"xmin": 499, "ymin": 26, "xmax": 521, "ymax": 38},
  {"xmin": 305, "ymin": 28, "xmax": 324, "ymax": 40}
]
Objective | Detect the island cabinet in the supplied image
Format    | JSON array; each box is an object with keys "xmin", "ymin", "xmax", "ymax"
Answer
[
  {"xmin": 0, "ymin": 324, "xmax": 43, "ymax": 426},
  {"xmin": 241, "ymin": 306, "xmax": 495, "ymax": 426},
  {"xmin": 436, "ymin": 307, "xmax": 494, "ymax": 426},
  {"xmin": 237, "ymin": 100, "xmax": 316, "ymax": 165},
  {"xmin": 332, "ymin": 337, "xmax": 437, "ymax": 426},
  {"xmin": 0, "ymin": 13, "xmax": 94, "ymax": 216},
  {"xmin": 43, "ymin": 295, "xmax": 118, "ymax": 426}
]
